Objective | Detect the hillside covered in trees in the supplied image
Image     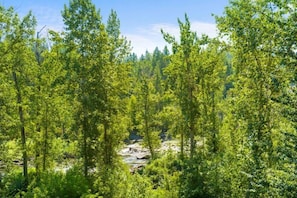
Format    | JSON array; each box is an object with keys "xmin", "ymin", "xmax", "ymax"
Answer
[{"xmin": 0, "ymin": 0, "xmax": 297, "ymax": 197}]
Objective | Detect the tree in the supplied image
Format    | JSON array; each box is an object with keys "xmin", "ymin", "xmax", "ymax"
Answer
[
  {"xmin": 95, "ymin": 10, "xmax": 132, "ymax": 198},
  {"xmin": 0, "ymin": 6, "xmax": 37, "ymax": 187},
  {"xmin": 136, "ymin": 62, "xmax": 161, "ymax": 159},
  {"xmin": 63, "ymin": 2, "xmax": 131, "ymax": 196},
  {"xmin": 216, "ymin": 0, "xmax": 296, "ymax": 196},
  {"xmin": 100, "ymin": 9, "xmax": 131, "ymax": 167},
  {"xmin": 33, "ymin": 31, "xmax": 71, "ymax": 174},
  {"xmin": 162, "ymin": 15, "xmax": 225, "ymax": 160},
  {"xmin": 62, "ymin": 0, "xmax": 107, "ymax": 178},
  {"xmin": 162, "ymin": 15, "xmax": 200, "ymax": 159}
]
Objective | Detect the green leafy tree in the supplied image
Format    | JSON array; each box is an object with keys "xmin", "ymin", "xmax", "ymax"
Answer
[
  {"xmin": 95, "ymin": 10, "xmax": 132, "ymax": 198},
  {"xmin": 129, "ymin": 47, "xmax": 171, "ymax": 159},
  {"xmin": 137, "ymin": 69, "xmax": 161, "ymax": 159},
  {"xmin": 33, "ymin": 31, "xmax": 71, "ymax": 174},
  {"xmin": 63, "ymin": 2, "xmax": 131, "ymax": 197},
  {"xmin": 99, "ymin": 9, "xmax": 131, "ymax": 167},
  {"xmin": 162, "ymin": 15, "xmax": 225, "ymax": 160},
  {"xmin": 162, "ymin": 15, "xmax": 200, "ymax": 159},
  {"xmin": 62, "ymin": 0, "xmax": 107, "ymax": 178},
  {"xmin": 217, "ymin": 0, "xmax": 296, "ymax": 196},
  {"xmin": 0, "ymin": 6, "xmax": 37, "ymax": 187},
  {"xmin": 162, "ymin": 15, "xmax": 226, "ymax": 197}
]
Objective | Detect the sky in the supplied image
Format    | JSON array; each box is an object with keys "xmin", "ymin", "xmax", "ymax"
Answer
[{"xmin": 1, "ymin": 0, "xmax": 230, "ymax": 56}]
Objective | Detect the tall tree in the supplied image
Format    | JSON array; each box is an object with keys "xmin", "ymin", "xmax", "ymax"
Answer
[
  {"xmin": 162, "ymin": 15, "xmax": 227, "ymax": 197},
  {"xmin": 100, "ymin": 9, "xmax": 131, "ymax": 167},
  {"xmin": 95, "ymin": 10, "xmax": 131, "ymax": 198},
  {"xmin": 217, "ymin": 0, "xmax": 296, "ymax": 196},
  {"xmin": 0, "ymin": 6, "xmax": 37, "ymax": 187},
  {"xmin": 136, "ymin": 60, "xmax": 161, "ymax": 159},
  {"xmin": 162, "ymin": 15, "xmax": 199, "ymax": 159},
  {"xmin": 33, "ymin": 31, "xmax": 70, "ymax": 173},
  {"xmin": 62, "ymin": 3, "xmax": 131, "ymax": 197},
  {"xmin": 162, "ymin": 15, "xmax": 225, "ymax": 160},
  {"xmin": 62, "ymin": 0, "xmax": 106, "ymax": 178}
]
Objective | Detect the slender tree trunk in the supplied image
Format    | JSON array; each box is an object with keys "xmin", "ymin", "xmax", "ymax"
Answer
[
  {"xmin": 83, "ymin": 113, "xmax": 88, "ymax": 178},
  {"xmin": 185, "ymin": 58, "xmax": 196, "ymax": 159},
  {"xmin": 42, "ymin": 103, "xmax": 48, "ymax": 171},
  {"xmin": 12, "ymin": 71, "xmax": 28, "ymax": 186},
  {"xmin": 189, "ymin": 86, "xmax": 195, "ymax": 159},
  {"xmin": 145, "ymin": 117, "xmax": 154, "ymax": 159},
  {"xmin": 189, "ymin": 122, "xmax": 195, "ymax": 159},
  {"xmin": 180, "ymin": 124, "xmax": 184, "ymax": 160},
  {"xmin": 211, "ymin": 91, "xmax": 218, "ymax": 153},
  {"xmin": 144, "ymin": 93, "xmax": 155, "ymax": 159},
  {"xmin": 35, "ymin": 32, "xmax": 42, "ymax": 178},
  {"xmin": 103, "ymin": 124, "xmax": 108, "ymax": 165},
  {"xmin": 36, "ymin": 123, "xmax": 40, "ymax": 180},
  {"xmin": 103, "ymin": 122, "xmax": 110, "ymax": 165}
]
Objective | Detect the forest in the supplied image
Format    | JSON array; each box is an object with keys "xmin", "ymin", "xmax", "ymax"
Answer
[{"xmin": 0, "ymin": 0, "xmax": 297, "ymax": 197}]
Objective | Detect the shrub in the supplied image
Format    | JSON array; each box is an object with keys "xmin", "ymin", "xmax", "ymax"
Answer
[
  {"xmin": 1, "ymin": 171, "xmax": 26, "ymax": 197},
  {"xmin": 35, "ymin": 166, "xmax": 89, "ymax": 198}
]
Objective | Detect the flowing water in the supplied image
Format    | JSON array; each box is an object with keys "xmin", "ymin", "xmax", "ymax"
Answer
[
  {"xmin": 0, "ymin": 140, "xmax": 180, "ymax": 175},
  {"xmin": 119, "ymin": 140, "xmax": 179, "ymax": 171}
]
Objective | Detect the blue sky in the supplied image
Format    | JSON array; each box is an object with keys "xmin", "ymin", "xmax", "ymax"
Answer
[{"xmin": 1, "ymin": 0, "xmax": 230, "ymax": 55}]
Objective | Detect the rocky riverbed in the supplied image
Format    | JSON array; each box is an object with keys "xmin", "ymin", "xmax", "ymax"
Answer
[
  {"xmin": 0, "ymin": 140, "xmax": 180, "ymax": 174},
  {"xmin": 119, "ymin": 140, "xmax": 179, "ymax": 171}
]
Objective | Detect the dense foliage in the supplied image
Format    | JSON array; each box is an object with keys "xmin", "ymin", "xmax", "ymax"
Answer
[{"xmin": 0, "ymin": 0, "xmax": 296, "ymax": 197}]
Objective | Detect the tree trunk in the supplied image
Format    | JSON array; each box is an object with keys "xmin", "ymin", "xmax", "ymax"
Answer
[
  {"xmin": 189, "ymin": 85, "xmax": 195, "ymax": 159},
  {"xmin": 189, "ymin": 123, "xmax": 195, "ymax": 159},
  {"xmin": 35, "ymin": 31, "xmax": 42, "ymax": 178},
  {"xmin": 144, "ymin": 85, "xmax": 155, "ymax": 159},
  {"xmin": 82, "ymin": 112, "xmax": 88, "ymax": 178},
  {"xmin": 145, "ymin": 118, "xmax": 155, "ymax": 159},
  {"xmin": 42, "ymin": 103, "xmax": 48, "ymax": 171},
  {"xmin": 211, "ymin": 91, "xmax": 218, "ymax": 153},
  {"xmin": 103, "ymin": 122, "xmax": 111, "ymax": 165},
  {"xmin": 12, "ymin": 71, "xmax": 28, "ymax": 186},
  {"xmin": 180, "ymin": 128, "xmax": 184, "ymax": 160}
]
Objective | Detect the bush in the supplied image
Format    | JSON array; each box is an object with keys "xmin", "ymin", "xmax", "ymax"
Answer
[
  {"xmin": 178, "ymin": 156, "xmax": 215, "ymax": 198},
  {"xmin": 33, "ymin": 166, "xmax": 89, "ymax": 198},
  {"xmin": 0, "ymin": 166, "xmax": 90, "ymax": 198},
  {"xmin": 1, "ymin": 170, "xmax": 26, "ymax": 197},
  {"xmin": 142, "ymin": 152, "xmax": 180, "ymax": 198}
]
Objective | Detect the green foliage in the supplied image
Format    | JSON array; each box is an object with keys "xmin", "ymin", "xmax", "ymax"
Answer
[
  {"xmin": 129, "ymin": 47, "xmax": 170, "ymax": 158},
  {"xmin": 0, "ymin": 140, "xmax": 22, "ymax": 172},
  {"xmin": 0, "ymin": 4, "xmax": 38, "ymax": 187},
  {"xmin": 1, "ymin": 171, "xmax": 26, "ymax": 197},
  {"xmin": 1, "ymin": 166, "xmax": 89, "ymax": 198},
  {"xmin": 62, "ymin": 0, "xmax": 131, "ymax": 179},
  {"xmin": 62, "ymin": 0, "xmax": 107, "ymax": 176},
  {"xmin": 216, "ymin": 0, "xmax": 297, "ymax": 196},
  {"xmin": 143, "ymin": 152, "xmax": 180, "ymax": 198},
  {"xmin": 162, "ymin": 15, "xmax": 226, "ymax": 160},
  {"xmin": 95, "ymin": 163, "xmax": 129, "ymax": 198},
  {"xmin": 1, "ymin": 0, "xmax": 297, "ymax": 197},
  {"xmin": 126, "ymin": 173, "xmax": 153, "ymax": 198}
]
